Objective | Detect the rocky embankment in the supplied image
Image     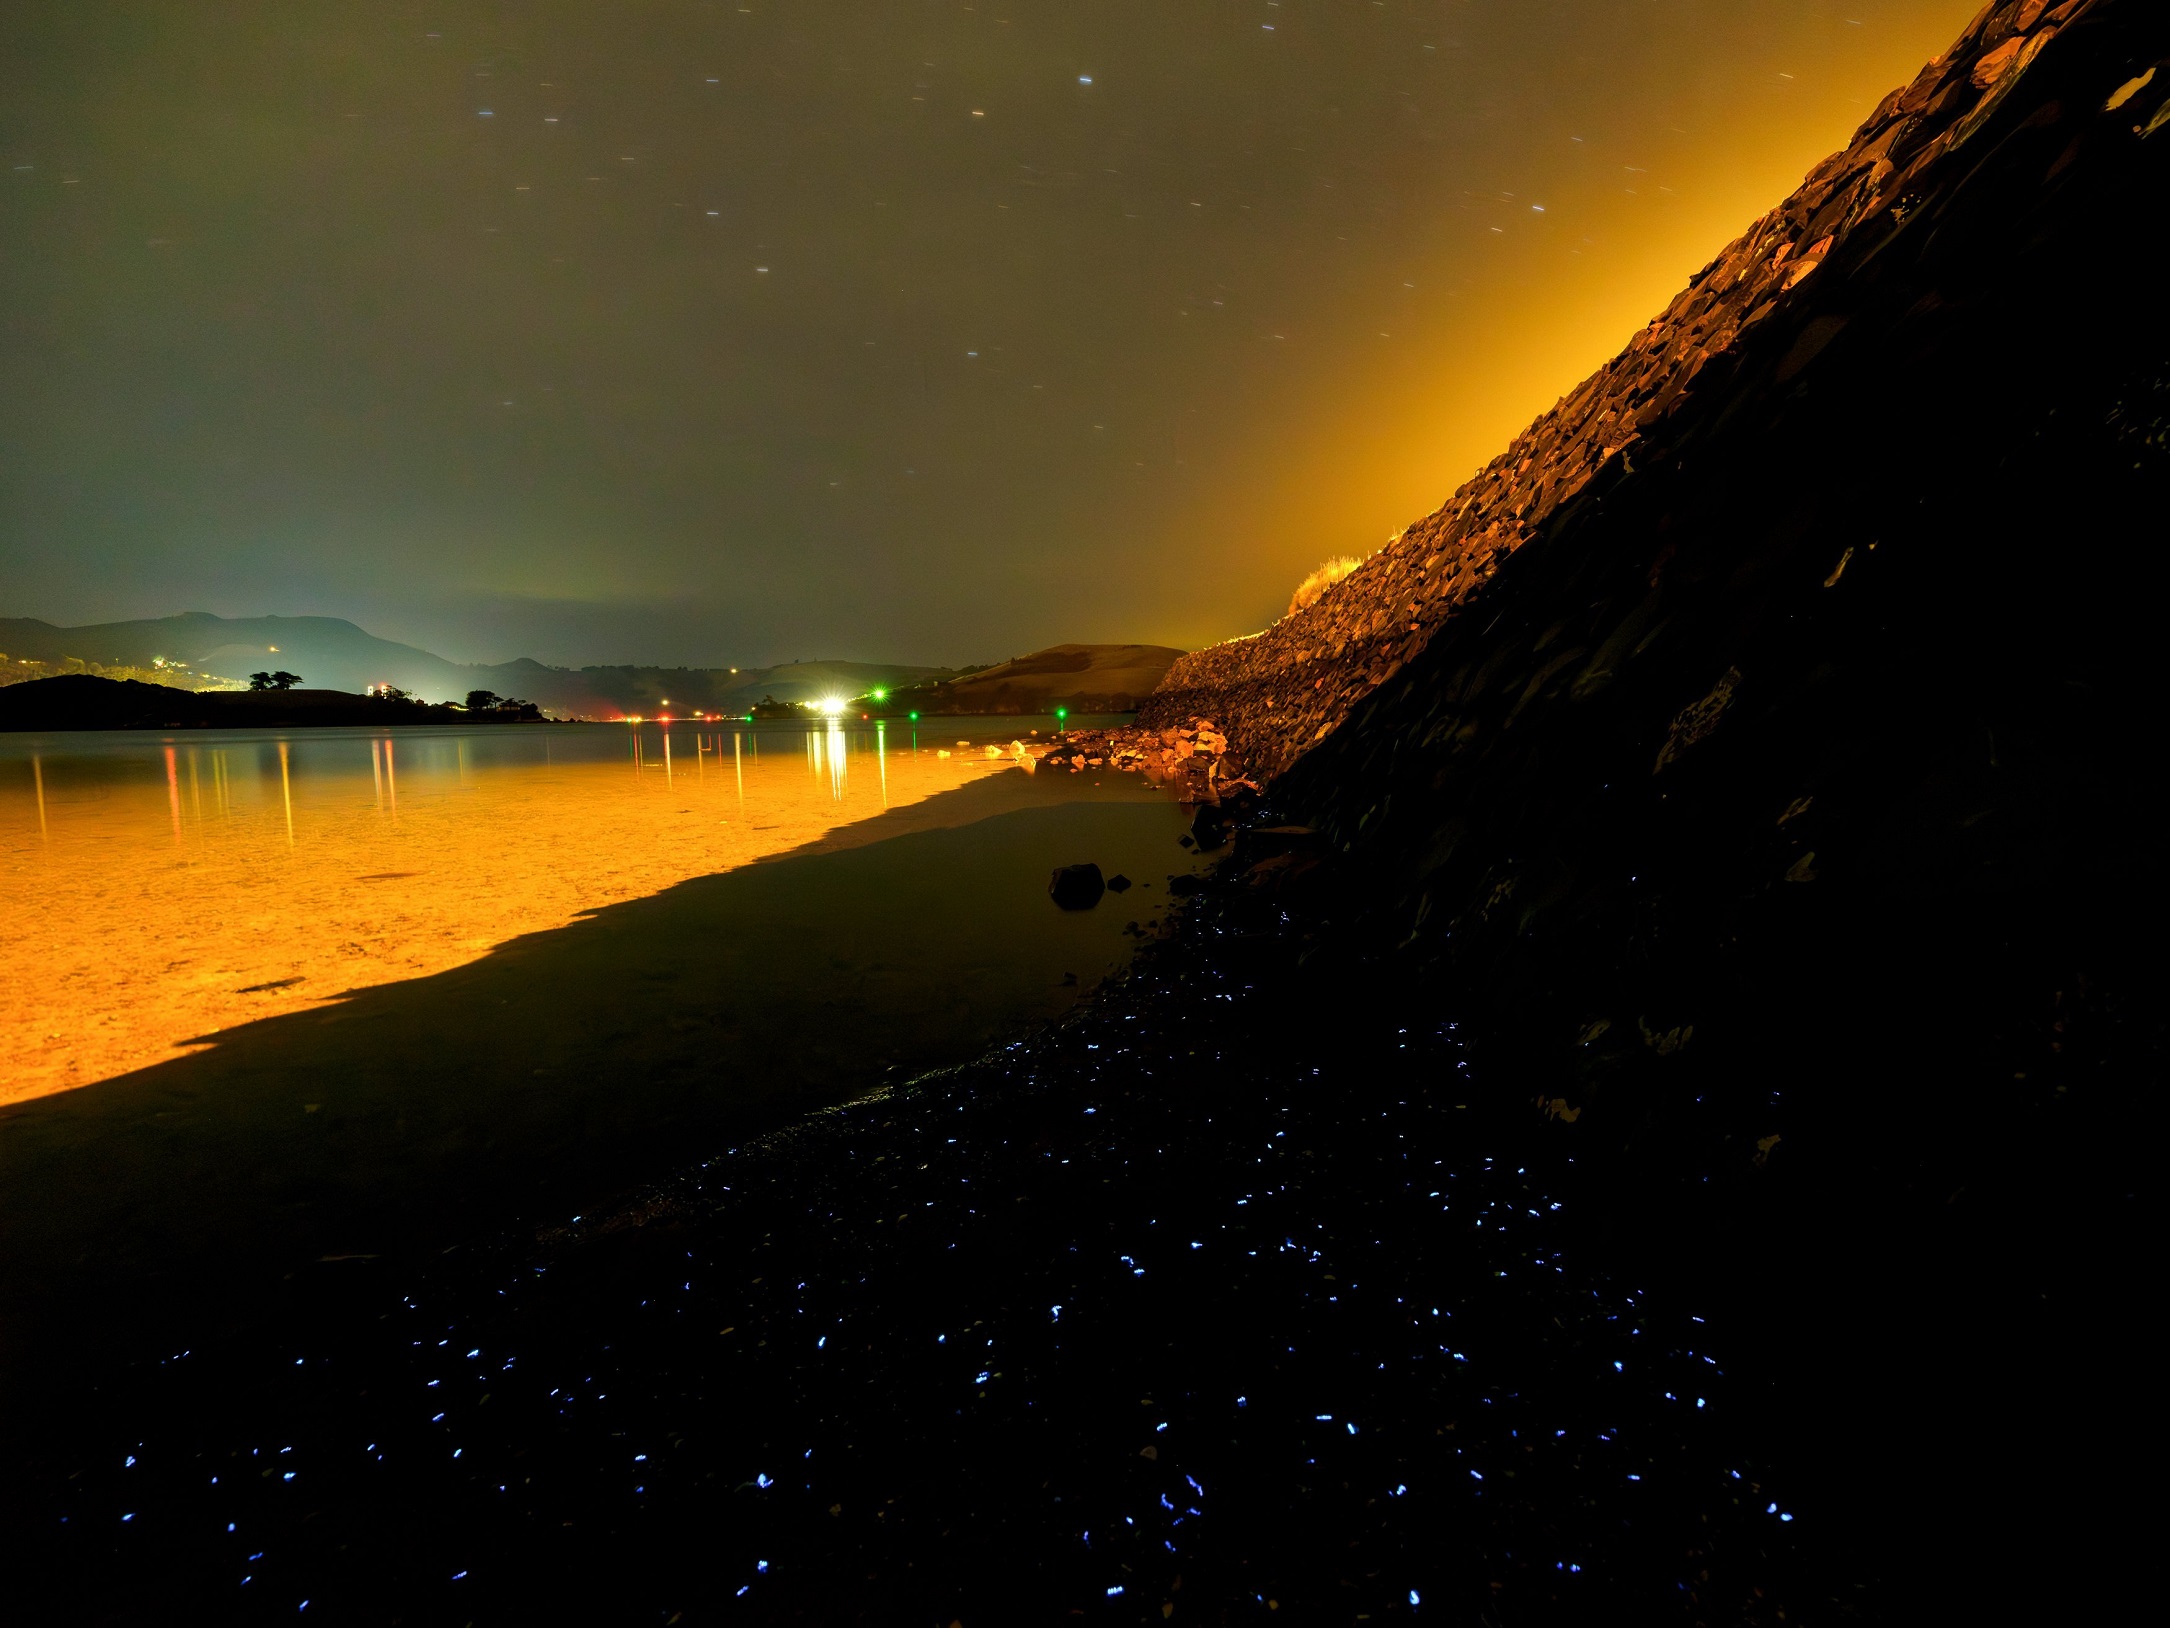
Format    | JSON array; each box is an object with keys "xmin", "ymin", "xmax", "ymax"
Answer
[
  {"xmin": 1025, "ymin": 718, "xmax": 1254, "ymax": 806},
  {"xmin": 1141, "ymin": 0, "xmax": 2161, "ymax": 779}
]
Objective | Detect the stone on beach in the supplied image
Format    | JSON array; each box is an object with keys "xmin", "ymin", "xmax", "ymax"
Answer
[{"xmin": 1047, "ymin": 863, "xmax": 1106, "ymax": 911}]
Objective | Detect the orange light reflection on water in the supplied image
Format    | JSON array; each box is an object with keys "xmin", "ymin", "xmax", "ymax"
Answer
[{"xmin": 0, "ymin": 723, "xmax": 1012, "ymax": 1105}]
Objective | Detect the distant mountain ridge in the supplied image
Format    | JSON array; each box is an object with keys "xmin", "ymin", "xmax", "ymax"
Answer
[{"xmin": 0, "ymin": 613, "xmax": 950, "ymax": 717}]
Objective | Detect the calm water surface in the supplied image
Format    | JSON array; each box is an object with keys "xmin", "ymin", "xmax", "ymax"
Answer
[
  {"xmin": 1, "ymin": 717, "xmax": 1112, "ymax": 1100},
  {"xmin": 0, "ymin": 715, "xmax": 1195, "ymax": 1381}
]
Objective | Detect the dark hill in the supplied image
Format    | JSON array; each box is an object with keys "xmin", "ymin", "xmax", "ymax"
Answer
[
  {"xmin": 0, "ymin": 674, "xmax": 511, "ymax": 731},
  {"xmin": 0, "ymin": 675, "xmax": 228, "ymax": 731}
]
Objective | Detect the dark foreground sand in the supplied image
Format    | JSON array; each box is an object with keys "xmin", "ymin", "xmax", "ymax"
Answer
[{"xmin": 0, "ymin": 769, "xmax": 1199, "ymax": 1388}]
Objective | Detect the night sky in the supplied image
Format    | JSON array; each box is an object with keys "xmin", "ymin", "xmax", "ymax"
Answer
[{"xmin": 1, "ymin": 1, "xmax": 1974, "ymax": 669}]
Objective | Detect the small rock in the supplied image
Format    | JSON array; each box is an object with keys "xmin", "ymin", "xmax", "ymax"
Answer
[
  {"xmin": 1167, "ymin": 874, "xmax": 1204, "ymax": 897},
  {"xmin": 1048, "ymin": 863, "xmax": 1106, "ymax": 910},
  {"xmin": 1106, "ymin": 874, "xmax": 1132, "ymax": 893}
]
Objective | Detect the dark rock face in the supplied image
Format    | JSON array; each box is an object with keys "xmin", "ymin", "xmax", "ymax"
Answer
[
  {"xmin": 1142, "ymin": 0, "xmax": 2167, "ymax": 783},
  {"xmin": 1047, "ymin": 863, "xmax": 1106, "ymax": 910}
]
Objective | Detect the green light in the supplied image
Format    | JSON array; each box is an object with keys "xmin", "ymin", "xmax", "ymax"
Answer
[
  {"xmin": 909, "ymin": 711, "xmax": 919, "ymax": 720},
  {"xmin": 1055, "ymin": 707, "xmax": 1067, "ymax": 718},
  {"xmin": 871, "ymin": 688, "xmax": 888, "ymax": 702}
]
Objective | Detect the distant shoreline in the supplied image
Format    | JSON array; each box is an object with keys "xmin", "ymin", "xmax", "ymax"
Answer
[
  {"xmin": 0, "ymin": 675, "xmax": 547, "ymax": 734},
  {"xmin": 0, "ymin": 674, "xmax": 1149, "ymax": 734}
]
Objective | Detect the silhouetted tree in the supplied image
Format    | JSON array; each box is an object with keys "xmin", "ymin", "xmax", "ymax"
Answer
[
  {"xmin": 460, "ymin": 689, "xmax": 541, "ymax": 719},
  {"xmin": 249, "ymin": 670, "xmax": 302, "ymax": 691}
]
